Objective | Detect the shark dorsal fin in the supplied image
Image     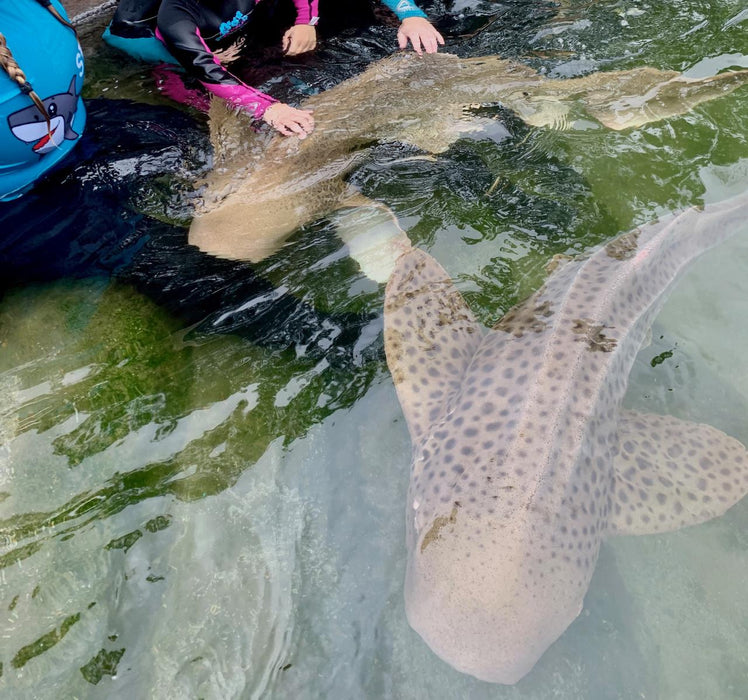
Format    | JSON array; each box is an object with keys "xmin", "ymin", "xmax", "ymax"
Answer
[{"xmin": 384, "ymin": 248, "xmax": 483, "ymax": 443}]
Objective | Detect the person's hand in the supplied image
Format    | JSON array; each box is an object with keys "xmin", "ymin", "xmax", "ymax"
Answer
[
  {"xmin": 397, "ymin": 16, "xmax": 444, "ymax": 55},
  {"xmin": 263, "ymin": 102, "xmax": 315, "ymax": 138},
  {"xmin": 213, "ymin": 37, "xmax": 244, "ymax": 65},
  {"xmin": 282, "ymin": 25, "xmax": 317, "ymax": 55}
]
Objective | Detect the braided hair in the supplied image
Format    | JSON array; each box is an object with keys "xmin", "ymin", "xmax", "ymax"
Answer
[{"xmin": 0, "ymin": 1, "xmax": 78, "ymax": 139}]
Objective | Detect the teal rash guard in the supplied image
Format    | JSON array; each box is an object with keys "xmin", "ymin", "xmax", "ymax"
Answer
[
  {"xmin": 381, "ymin": 0, "xmax": 427, "ymax": 20},
  {"xmin": 0, "ymin": 0, "xmax": 86, "ymax": 201}
]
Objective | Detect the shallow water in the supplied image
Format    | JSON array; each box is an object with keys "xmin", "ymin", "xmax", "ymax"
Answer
[{"xmin": 1, "ymin": 0, "xmax": 747, "ymax": 698}]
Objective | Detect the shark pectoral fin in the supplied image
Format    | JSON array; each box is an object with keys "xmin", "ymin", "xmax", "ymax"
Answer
[
  {"xmin": 510, "ymin": 98, "xmax": 572, "ymax": 130},
  {"xmin": 330, "ymin": 194, "xmax": 412, "ymax": 284},
  {"xmin": 396, "ymin": 123, "xmax": 454, "ymax": 154},
  {"xmin": 609, "ymin": 410, "xmax": 748, "ymax": 536},
  {"xmin": 207, "ymin": 99, "xmax": 259, "ymax": 166},
  {"xmin": 384, "ymin": 248, "xmax": 484, "ymax": 442}
]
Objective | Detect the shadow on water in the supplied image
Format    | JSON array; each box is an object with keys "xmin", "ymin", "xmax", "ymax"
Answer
[{"xmin": 0, "ymin": 98, "xmax": 376, "ymax": 360}]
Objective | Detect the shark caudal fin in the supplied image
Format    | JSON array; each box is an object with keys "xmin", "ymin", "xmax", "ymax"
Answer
[
  {"xmin": 384, "ymin": 248, "xmax": 484, "ymax": 443},
  {"xmin": 504, "ymin": 66, "xmax": 748, "ymax": 132},
  {"xmin": 609, "ymin": 410, "xmax": 748, "ymax": 535}
]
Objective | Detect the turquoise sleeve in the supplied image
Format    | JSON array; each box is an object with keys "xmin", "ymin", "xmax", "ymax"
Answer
[{"xmin": 380, "ymin": 0, "xmax": 428, "ymax": 20}]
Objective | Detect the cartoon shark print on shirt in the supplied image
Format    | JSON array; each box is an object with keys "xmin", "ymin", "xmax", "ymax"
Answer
[{"xmin": 8, "ymin": 76, "xmax": 81, "ymax": 156}]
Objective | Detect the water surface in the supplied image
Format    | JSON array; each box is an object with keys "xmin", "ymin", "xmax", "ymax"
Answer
[{"xmin": 1, "ymin": 0, "xmax": 747, "ymax": 697}]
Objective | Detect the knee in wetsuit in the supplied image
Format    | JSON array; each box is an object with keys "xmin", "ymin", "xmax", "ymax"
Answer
[{"xmin": 103, "ymin": 0, "xmax": 177, "ymax": 63}]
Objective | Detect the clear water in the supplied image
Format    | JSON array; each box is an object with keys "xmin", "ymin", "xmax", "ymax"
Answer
[{"xmin": 1, "ymin": 1, "xmax": 748, "ymax": 698}]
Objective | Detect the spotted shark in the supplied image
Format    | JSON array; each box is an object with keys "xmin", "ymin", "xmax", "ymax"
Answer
[
  {"xmin": 383, "ymin": 191, "xmax": 748, "ymax": 684},
  {"xmin": 8, "ymin": 76, "xmax": 81, "ymax": 155},
  {"xmin": 189, "ymin": 52, "xmax": 748, "ymax": 274}
]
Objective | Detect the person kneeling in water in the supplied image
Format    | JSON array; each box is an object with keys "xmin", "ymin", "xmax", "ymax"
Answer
[{"xmin": 105, "ymin": 0, "xmax": 444, "ymax": 138}]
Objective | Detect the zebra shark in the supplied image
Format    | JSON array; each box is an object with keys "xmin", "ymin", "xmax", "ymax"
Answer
[
  {"xmin": 383, "ymin": 191, "xmax": 748, "ymax": 684},
  {"xmin": 189, "ymin": 52, "xmax": 748, "ymax": 273}
]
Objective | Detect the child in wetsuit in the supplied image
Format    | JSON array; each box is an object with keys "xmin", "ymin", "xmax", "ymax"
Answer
[{"xmin": 106, "ymin": 0, "xmax": 444, "ymax": 138}]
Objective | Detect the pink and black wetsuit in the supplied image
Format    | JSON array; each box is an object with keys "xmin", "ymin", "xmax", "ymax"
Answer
[
  {"xmin": 109, "ymin": 0, "xmax": 431, "ymax": 118},
  {"xmin": 155, "ymin": 0, "xmax": 319, "ymax": 119}
]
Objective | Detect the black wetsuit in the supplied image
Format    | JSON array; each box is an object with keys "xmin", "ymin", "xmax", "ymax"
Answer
[
  {"xmin": 109, "ymin": 0, "xmax": 427, "ymax": 117},
  {"xmin": 112, "ymin": 0, "xmax": 320, "ymax": 117}
]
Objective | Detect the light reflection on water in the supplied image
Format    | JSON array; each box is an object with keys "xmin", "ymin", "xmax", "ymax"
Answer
[{"xmin": 1, "ymin": 0, "xmax": 748, "ymax": 697}]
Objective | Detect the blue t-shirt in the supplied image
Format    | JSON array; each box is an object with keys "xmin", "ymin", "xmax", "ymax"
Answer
[{"xmin": 0, "ymin": 0, "xmax": 86, "ymax": 201}]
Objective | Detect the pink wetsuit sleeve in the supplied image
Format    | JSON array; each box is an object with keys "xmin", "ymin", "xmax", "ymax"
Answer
[
  {"xmin": 201, "ymin": 81, "xmax": 278, "ymax": 119},
  {"xmin": 292, "ymin": 0, "xmax": 319, "ymax": 25},
  {"xmin": 155, "ymin": 25, "xmax": 278, "ymax": 119}
]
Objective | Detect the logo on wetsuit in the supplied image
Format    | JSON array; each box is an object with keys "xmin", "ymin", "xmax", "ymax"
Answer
[
  {"xmin": 395, "ymin": 0, "xmax": 419, "ymax": 13},
  {"xmin": 218, "ymin": 10, "xmax": 250, "ymax": 39}
]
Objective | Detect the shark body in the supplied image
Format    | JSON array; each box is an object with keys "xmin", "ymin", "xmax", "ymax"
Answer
[
  {"xmin": 189, "ymin": 52, "xmax": 748, "ymax": 266},
  {"xmin": 8, "ymin": 77, "xmax": 81, "ymax": 155},
  {"xmin": 383, "ymin": 192, "xmax": 748, "ymax": 684}
]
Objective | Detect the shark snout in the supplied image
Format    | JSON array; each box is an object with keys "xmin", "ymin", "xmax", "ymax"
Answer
[
  {"xmin": 405, "ymin": 592, "xmax": 545, "ymax": 684},
  {"xmin": 404, "ymin": 515, "xmax": 584, "ymax": 684}
]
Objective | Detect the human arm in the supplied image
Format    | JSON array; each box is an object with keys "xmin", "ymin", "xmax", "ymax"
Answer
[
  {"xmin": 379, "ymin": 0, "xmax": 444, "ymax": 54},
  {"xmin": 155, "ymin": 4, "xmax": 276, "ymax": 115},
  {"xmin": 155, "ymin": 2, "xmax": 312, "ymax": 135}
]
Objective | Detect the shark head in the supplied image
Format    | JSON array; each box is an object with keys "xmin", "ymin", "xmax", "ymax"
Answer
[
  {"xmin": 8, "ymin": 77, "xmax": 81, "ymax": 156},
  {"xmin": 385, "ymin": 247, "xmax": 603, "ymax": 684},
  {"xmin": 404, "ymin": 478, "xmax": 587, "ymax": 684}
]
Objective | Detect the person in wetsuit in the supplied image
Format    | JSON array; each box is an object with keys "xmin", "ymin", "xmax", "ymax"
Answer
[{"xmin": 106, "ymin": 0, "xmax": 444, "ymax": 138}]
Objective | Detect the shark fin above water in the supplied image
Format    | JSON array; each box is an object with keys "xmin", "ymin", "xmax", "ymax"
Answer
[{"xmin": 609, "ymin": 410, "xmax": 748, "ymax": 535}]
